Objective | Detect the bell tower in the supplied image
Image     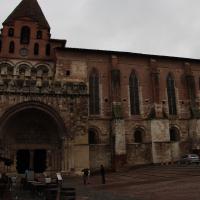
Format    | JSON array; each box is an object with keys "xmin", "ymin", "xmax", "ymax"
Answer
[{"xmin": 0, "ymin": 0, "xmax": 59, "ymax": 60}]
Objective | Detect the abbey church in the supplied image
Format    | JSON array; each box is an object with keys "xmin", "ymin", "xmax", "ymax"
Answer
[{"xmin": 0, "ymin": 0, "xmax": 200, "ymax": 174}]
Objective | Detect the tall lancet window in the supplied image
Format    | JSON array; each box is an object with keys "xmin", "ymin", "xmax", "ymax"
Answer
[
  {"xmin": 20, "ymin": 26, "xmax": 30, "ymax": 44},
  {"xmin": 89, "ymin": 69, "xmax": 100, "ymax": 115},
  {"xmin": 129, "ymin": 71, "xmax": 140, "ymax": 115},
  {"xmin": 167, "ymin": 73, "xmax": 177, "ymax": 115}
]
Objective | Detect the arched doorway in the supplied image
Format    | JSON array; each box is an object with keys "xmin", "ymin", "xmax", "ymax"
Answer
[{"xmin": 0, "ymin": 102, "xmax": 66, "ymax": 174}]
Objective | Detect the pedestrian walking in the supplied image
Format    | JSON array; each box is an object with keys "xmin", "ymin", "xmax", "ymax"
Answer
[
  {"xmin": 100, "ymin": 165, "xmax": 105, "ymax": 184},
  {"xmin": 82, "ymin": 168, "xmax": 89, "ymax": 185}
]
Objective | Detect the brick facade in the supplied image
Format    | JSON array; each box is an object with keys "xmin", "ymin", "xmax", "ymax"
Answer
[{"xmin": 0, "ymin": 0, "xmax": 200, "ymax": 174}]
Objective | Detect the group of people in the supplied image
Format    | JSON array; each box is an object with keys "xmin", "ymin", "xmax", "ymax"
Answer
[{"xmin": 82, "ymin": 164, "xmax": 105, "ymax": 185}]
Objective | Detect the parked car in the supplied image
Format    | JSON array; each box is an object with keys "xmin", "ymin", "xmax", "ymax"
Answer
[{"xmin": 179, "ymin": 154, "xmax": 200, "ymax": 164}]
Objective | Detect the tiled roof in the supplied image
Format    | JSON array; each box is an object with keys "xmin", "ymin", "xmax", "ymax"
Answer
[{"xmin": 3, "ymin": 0, "xmax": 50, "ymax": 29}]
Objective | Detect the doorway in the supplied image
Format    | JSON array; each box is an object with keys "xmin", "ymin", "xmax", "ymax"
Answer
[
  {"xmin": 33, "ymin": 149, "xmax": 47, "ymax": 173},
  {"xmin": 16, "ymin": 149, "xmax": 47, "ymax": 174},
  {"xmin": 16, "ymin": 150, "xmax": 30, "ymax": 174}
]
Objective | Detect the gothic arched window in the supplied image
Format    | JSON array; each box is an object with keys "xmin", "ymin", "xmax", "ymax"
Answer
[
  {"xmin": 34, "ymin": 43, "xmax": 39, "ymax": 55},
  {"xmin": 88, "ymin": 129, "xmax": 99, "ymax": 144},
  {"xmin": 46, "ymin": 44, "xmax": 51, "ymax": 56},
  {"xmin": 9, "ymin": 41, "xmax": 15, "ymax": 53},
  {"xmin": 129, "ymin": 71, "xmax": 140, "ymax": 115},
  {"xmin": 89, "ymin": 69, "xmax": 100, "ymax": 115},
  {"xmin": 170, "ymin": 127, "xmax": 180, "ymax": 142},
  {"xmin": 20, "ymin": 26, "xmax": 30, "ymax": 44},
  {"xmin": 167, "ymin": 73, "xmax": 177, "ymax": 115}
]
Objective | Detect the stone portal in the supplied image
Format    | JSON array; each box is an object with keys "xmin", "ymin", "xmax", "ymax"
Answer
[{"xmin": 0, "ymin": 102, "xmax": 66, "ymax": 174}]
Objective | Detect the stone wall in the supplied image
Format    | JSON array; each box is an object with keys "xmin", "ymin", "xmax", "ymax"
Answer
[{"xmin": 89, "ymin": 145, "xmax": 111, "ymax": 170}]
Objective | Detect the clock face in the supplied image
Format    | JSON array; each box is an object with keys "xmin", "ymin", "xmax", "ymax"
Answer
[{"xmin": 19, "ymin": 48, "xmax": 28, "ymax": 57}]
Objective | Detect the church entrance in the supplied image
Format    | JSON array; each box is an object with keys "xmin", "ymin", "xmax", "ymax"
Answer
[
  {"xmin": 16, "ymin": 149, "xmax": 47, "ymax": 174},
  {"xmin": 0, "ymin": 102, "xmax": 66, "ymax": 174},
  {"xmin": 34, "ymin": 149, "xmax": 47, "ymax": 173},
  {"xmin": 16, "ymin": 150, "xmax": 30, "ymax": 174}
]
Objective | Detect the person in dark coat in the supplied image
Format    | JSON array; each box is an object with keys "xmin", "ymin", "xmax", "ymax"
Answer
[
  {"xmin": 100, "ymin": 165, "xmax": 105, "ymax": 184},
  {"xmin": 82, "ymin": 168, "xmax": 89, "ymax": 185}
]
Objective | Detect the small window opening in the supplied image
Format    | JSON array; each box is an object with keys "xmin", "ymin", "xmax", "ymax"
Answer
[
  {"xmin": 34, "ymin": 43, "xmax": 39, "ymax": 55},
  {"xmin": 36, "ymin": 31, "xmax": 42, "ymax": 39},
  {"xmin": 8, "ymin": 28, "xmax": 14, "ymax": 37},
  {"xmin": 66, "ymin": 70, "xmax": 70, "ymax": 76},
  {"xmin": 9, "ymin": 41, "xmax": 15, "ymax": 53}
]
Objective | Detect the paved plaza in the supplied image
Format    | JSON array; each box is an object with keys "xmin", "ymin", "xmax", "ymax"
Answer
[{"xmin": 3, "ymin": 165, "xmax": 200, "ymax": 200}]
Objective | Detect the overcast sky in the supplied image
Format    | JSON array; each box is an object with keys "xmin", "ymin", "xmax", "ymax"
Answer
[{"xmin": 1, "ymin": 0, "xmax": 200, "ymax": 59}]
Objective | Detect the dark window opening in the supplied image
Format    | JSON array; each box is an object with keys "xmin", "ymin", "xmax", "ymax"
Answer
[
  {"xmin": 36, "ymin": 30, "xmax": 42, "ymax": 39},
  {"xmin": 20, "ymin": 26, "xmax": 30, "ymax": 44},
  {"xmin": 134, "ymin": 130, "xmax": 143, "ymax": 143},
  {"xmin": 9, "ymin": 41, "xmax": 15, "ymax": 53},
  {"xmin": 167, "ymin": 73, "xmax": 177, "ymax": 115},
  {"xmin": 66, "ymin": 70, "xmax": 70, "ymax": 76},
  {"xmin": 46, "ymin": 44, "xmax": 51, "ymax": 56},
  {"xmin": 89, "ymin": 69, "xmax": 100, "ymax": 115},
  {"xmin": 88, "ymin": 129, "xmax": 99, "ymax": 144},
  {"xmin": 170, "ymin": 128, "xmax": 180, "ymax": 142},
  {"xmin": 34, "ymin": 43, "xmax": 39, "ymax": 55},
  {"xmin": 129, "ymin": 71, "xmax": 140, "ymax": 115},
  {"xmin": 8, "ymin": 28, "xmax": 14, "ymax": 37}
]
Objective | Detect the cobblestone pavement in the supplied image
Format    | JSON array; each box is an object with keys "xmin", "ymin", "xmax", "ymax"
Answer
[
  {"xmin": 4, "ymin": 165, "xmax": 200, "ymax": 200},
  {"xmin": 81, "ymin": 164, "xmax": 200, "ymax": 200}
]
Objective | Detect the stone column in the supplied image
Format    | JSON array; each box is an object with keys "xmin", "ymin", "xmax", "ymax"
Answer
[
  {"xmin": 46, "ymin": 150, "xmax": 51, "ymax": 172},
  {"xmin": 111, "ymin": 119, "xmax": 126, "ymax": 170},
  {"xmin": 61, "ymin": 137, "xmax": 70, "ymax": 173},
  {"xmin": 150, "ymin": 119, "xmax": 171, "ymax": 164}
]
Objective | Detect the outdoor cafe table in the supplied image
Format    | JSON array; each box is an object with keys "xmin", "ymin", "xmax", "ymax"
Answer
[
  {"xmin": 28, "ymin": 181, "xmax": 59, "ymax": 197},
  {"xmin": 28, "ymin": 181, "xmax": 47, "ymax": 197}
]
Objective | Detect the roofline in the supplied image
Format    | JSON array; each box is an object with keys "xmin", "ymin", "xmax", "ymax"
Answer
[
  {"xmin": 50, "ymin": 39, "xmax": 66, "ymax": 47},
  {"xmin": 56, "ymin": 47, "xmax": 200, "ymax": 62}
]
